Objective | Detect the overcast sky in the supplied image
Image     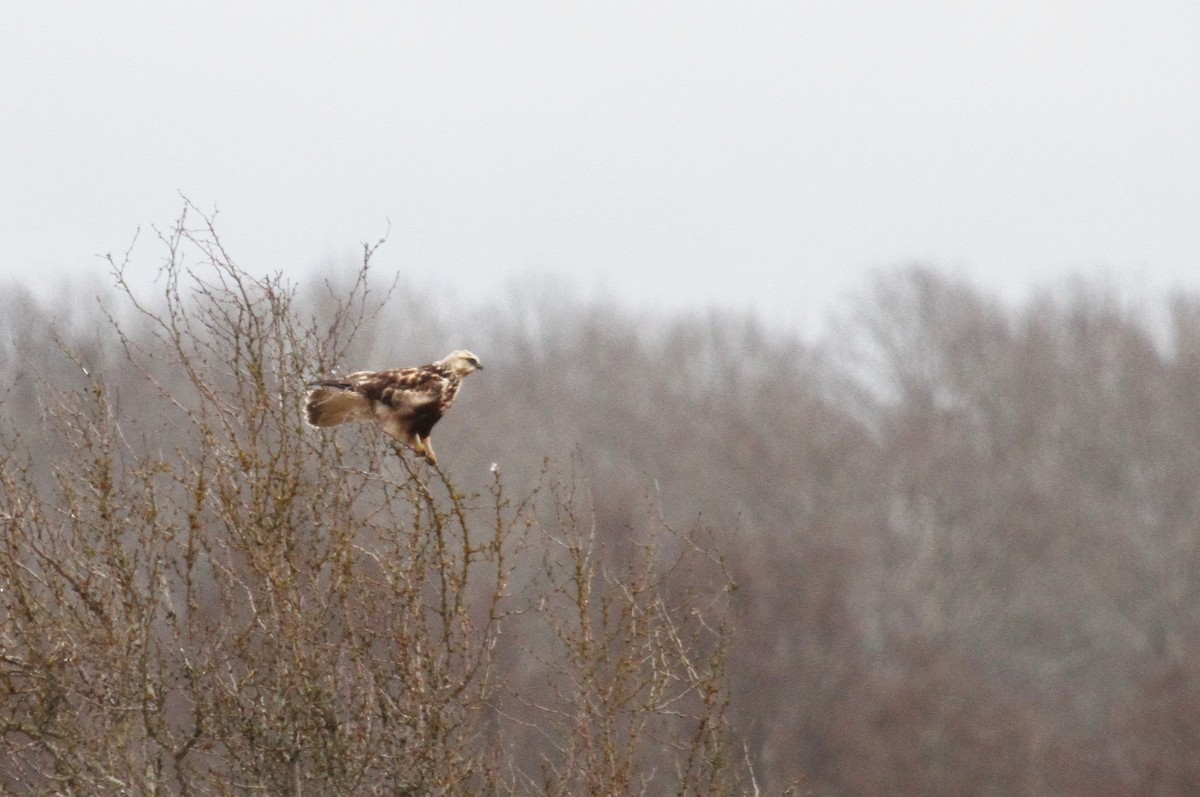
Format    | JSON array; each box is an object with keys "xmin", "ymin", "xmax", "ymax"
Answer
[{"xmin": 3, "ymin": 2, "xmax": 1198, "ymax": 336}]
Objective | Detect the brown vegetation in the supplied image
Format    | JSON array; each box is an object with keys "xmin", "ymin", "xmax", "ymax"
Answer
[
  {"xmin": 0, "ymin": 207, "xmax": 741, "ymax": 795},
  {"xmin": 2, "ymin": 205, "xmax": 1199, "ymax": 794}
]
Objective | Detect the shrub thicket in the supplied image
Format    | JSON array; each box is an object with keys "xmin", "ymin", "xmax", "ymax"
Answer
[{"xmin": 0, "ymin": 205, "xmax": 744, "ymax": 795}]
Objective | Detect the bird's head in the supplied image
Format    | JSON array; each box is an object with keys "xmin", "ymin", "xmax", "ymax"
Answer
[{"xmin": 439, "ymin": 349, "xmax": 484, "ymax": 376}]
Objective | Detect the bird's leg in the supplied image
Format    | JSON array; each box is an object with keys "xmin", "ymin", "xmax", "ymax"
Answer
[{"xmin": 419, "ymin": 436, "xmax": 437, "ymax": 466}]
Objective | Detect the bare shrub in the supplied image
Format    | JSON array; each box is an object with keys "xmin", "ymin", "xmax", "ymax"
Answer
[{"xmin": 0, "ymin": 204, "xmax": 747, "ymax": 795}]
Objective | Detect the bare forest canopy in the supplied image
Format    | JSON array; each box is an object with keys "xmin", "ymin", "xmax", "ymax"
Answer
[{"xmin": 3, "ymin": 207, "xmax": 1200, "ymax": 795}]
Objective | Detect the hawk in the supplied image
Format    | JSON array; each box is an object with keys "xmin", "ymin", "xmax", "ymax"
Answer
[{"xmin": 304, "ymin": 350, "xmax": 483, "ymax": 464}]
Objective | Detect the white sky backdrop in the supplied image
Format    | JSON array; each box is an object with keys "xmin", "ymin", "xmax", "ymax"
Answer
[{"xmin": 3, "ymin": 2, "xmax": 1199, "ymax": 336}]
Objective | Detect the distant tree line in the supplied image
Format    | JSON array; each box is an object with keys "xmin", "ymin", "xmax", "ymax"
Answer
[{"xmin": 2, "ymin": 205, "xmax": 1198, "ymax": 794}]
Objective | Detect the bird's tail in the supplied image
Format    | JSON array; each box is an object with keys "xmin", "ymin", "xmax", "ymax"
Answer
[{"xmin": 305, "ymin": 386, "xmax": 370, "ymax": 428}]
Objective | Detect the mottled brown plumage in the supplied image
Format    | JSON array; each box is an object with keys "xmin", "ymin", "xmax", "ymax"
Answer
[{"xmin": 305, "ymin": 350, "xmax": 482, "ymax": 464}]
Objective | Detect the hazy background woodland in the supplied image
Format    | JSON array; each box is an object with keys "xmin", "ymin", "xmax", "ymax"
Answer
[{"xmin": 2, "ymin": 212, "xmax": 1198, "ymax": 795}]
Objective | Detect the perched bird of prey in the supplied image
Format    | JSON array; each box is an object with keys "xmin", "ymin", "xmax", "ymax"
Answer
[{"xmin": 304, "ymin": 350, "xmax": 482, "ymax": 464}]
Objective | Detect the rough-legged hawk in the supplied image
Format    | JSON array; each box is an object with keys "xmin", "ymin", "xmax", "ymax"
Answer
[{"xmin": 305, "ymin": 350, "xmax": 482, "ymax": 464}]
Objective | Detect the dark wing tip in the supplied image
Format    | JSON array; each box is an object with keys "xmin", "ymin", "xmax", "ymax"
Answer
[{"xmin": 306, "ymin": 378, "xmax": 352, "ymax": 389}]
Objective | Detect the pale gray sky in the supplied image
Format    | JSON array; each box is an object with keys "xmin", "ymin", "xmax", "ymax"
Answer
[{"xmin": 3, "ymin": 2, "xmax": 1198, "ymax": 334}]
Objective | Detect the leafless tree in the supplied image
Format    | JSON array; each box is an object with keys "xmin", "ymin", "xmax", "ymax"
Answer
[{"xmin": 0, "ymin": 203, "xmax": 749, "ymax": 795}]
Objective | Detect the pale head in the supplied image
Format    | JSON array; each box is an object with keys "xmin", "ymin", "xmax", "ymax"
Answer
[{"xmin": 437, "ymin": 349, "xmax": 484, "ymax": 376}]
